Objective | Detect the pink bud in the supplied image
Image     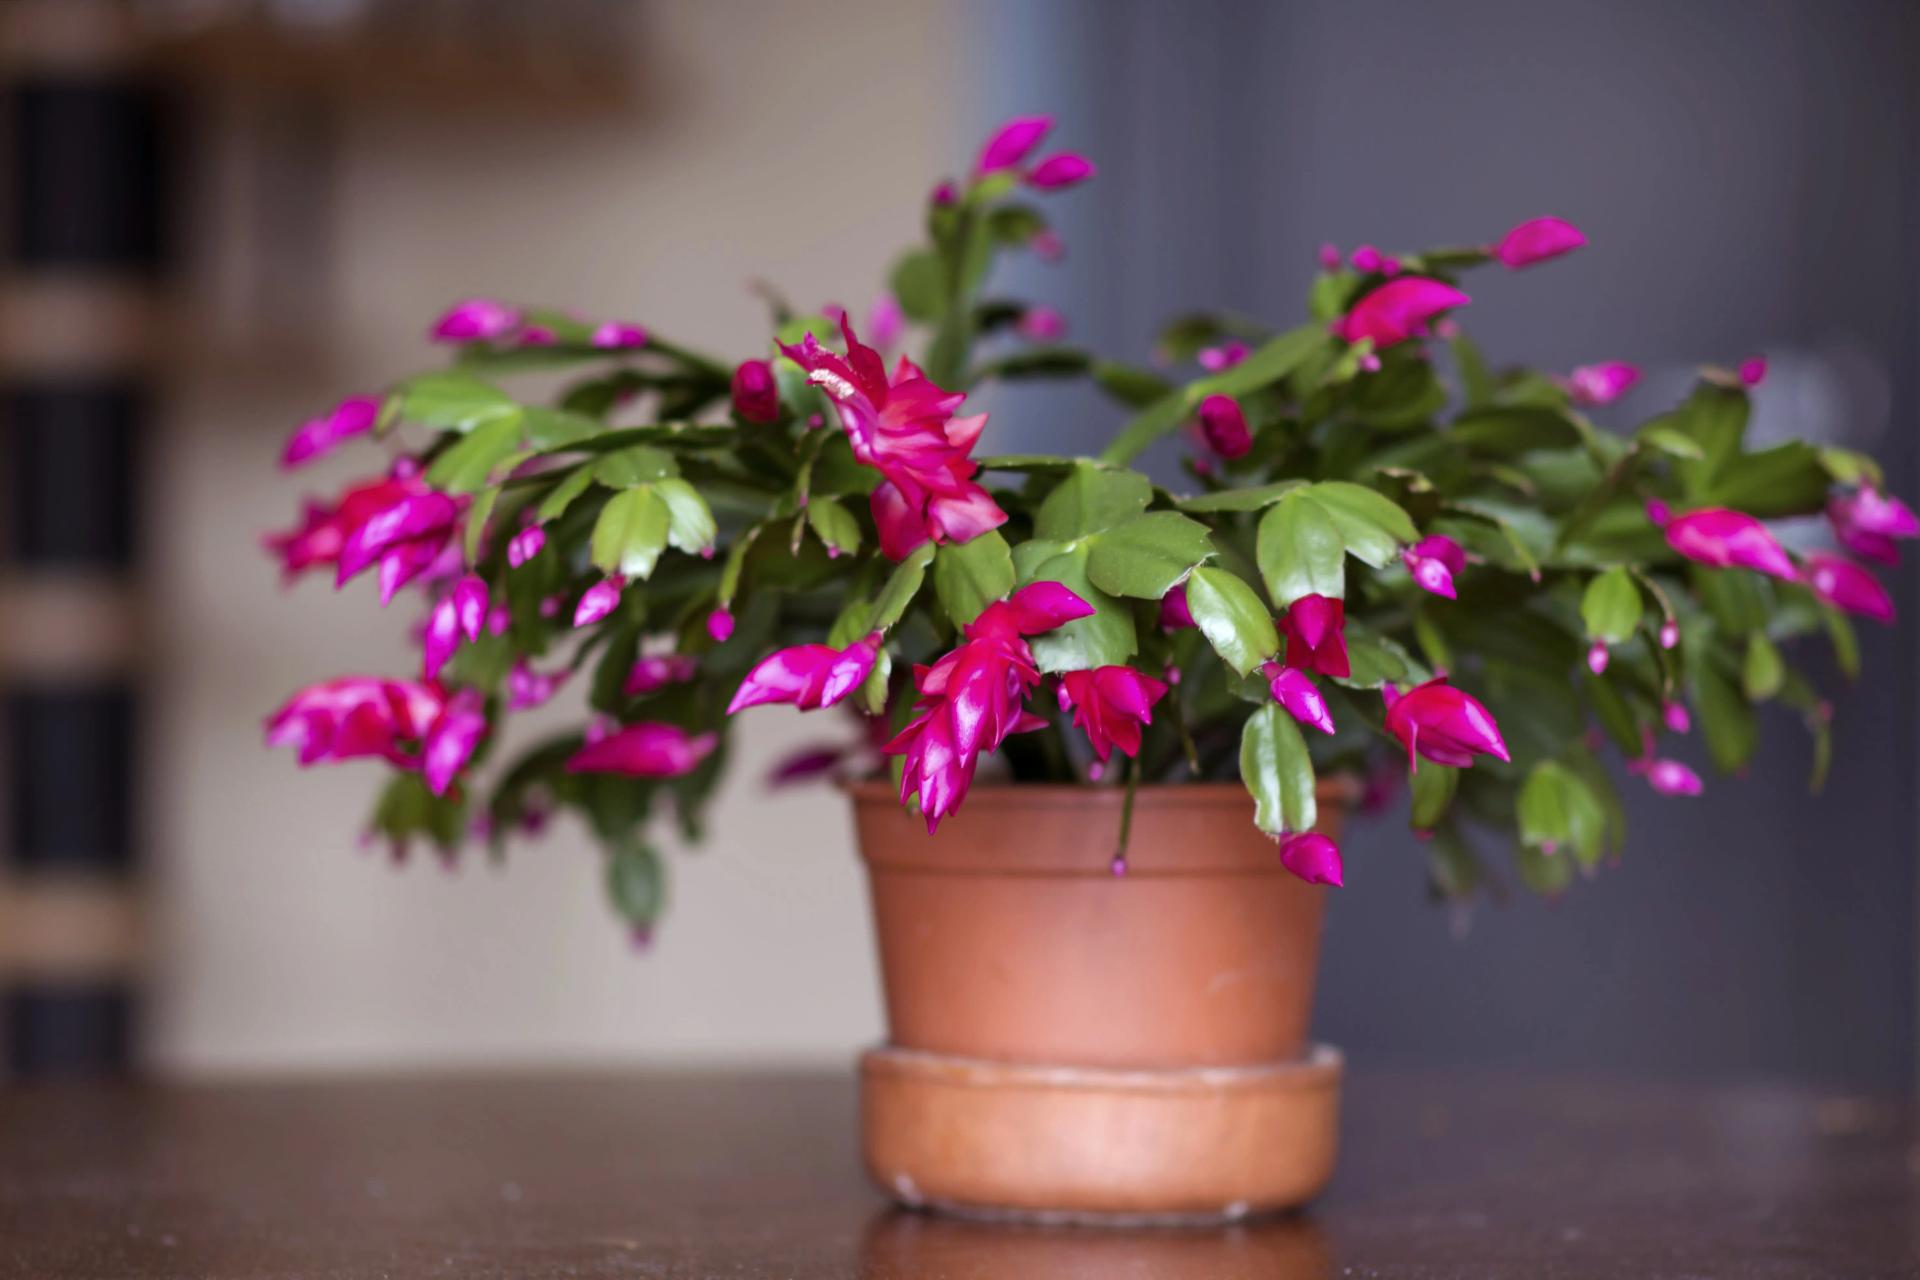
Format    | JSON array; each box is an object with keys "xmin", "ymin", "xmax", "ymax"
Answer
[
  {"xmin": 1663, "ymin": 700, "xmax": 1691, "ymax": 734},
  {"xmin": 975, "ymin": 115, "xmax": 1052, "ymax": 176},
  {"xmin": 1738, "ymin": 355, "xmax": 1768, "ymax": 386},
  {"xmin": 1358, "ymin": 353, "xmax": 1382, "ymax": 373},
  {"xmin": 1335, "ymin": 277, "xmax": 1471, "ymax": 349},
  {"xmin": 516, "ymin": 324, "xmax": 557, "ymax": 348},
  {"xmin": 1659, "ymin": 618, "xmax": 1680, "ymax": 650},
  {"xmin": 1264, "ymin": 663, "xmax": 1335, "ymax": 734},
  {"xmin": 1645, "ymin": 499, "xmax": 1672, "ymax": 528},
  {"xmin": 1804, "ymin": 553, "xmax": 1895, "ymax": 623},
  {"xmin": 731, "ymin": 359, "xmax": 780, "ymax": 424},
  {"xmin": 1349, "ymin": 244, "xmax": 1384, "ymax": 273},
  {"xmin": 1317, "ymin": 242, "xmax": 1342, "ymax": 272},
  {"xmin": 1664, "ymin": 508, "xmax": 1797, "ymax": 581},
  {"xmin": 451, "ymin": 575, "xmax": 489, "ymax": 643},
  {"xmin": 432, "ymin": 298, "xmax": 519, "ymax": 343},
  {"xmin": 1025, "ymin": 153, "xmax": 1095, "ymax": 190},
  {"xmin": 1016, "ymin": 306, "xmax": 1067, "ymax": 342},
  {"xmin": 1403, "ymin": 535, "xmax": 1465, "ymax": 600},
  {"xmin": 1491, "ymin": 216, "xmax": 1586, "ymax": 268},
  {"xmin": 591, "ymin": 322, "xmax": 648, "ymax": 350},
  {"xmin": 707, "ymin": 608, "xmax": 735, "ymax": 643},
  {"xmin": 1644, "ymin": 759, "xmax": 1703, "ymax": 796},
  {"xmin": 1565, "ymin": 361, "xmax": 1641, "ymax": 407},
  {"xmin": 574, "ymin": 577, "xmax": 625, "ymax": 628},
  {"xmin": 1158, "ymin": 583, "xmax": 1196, "ymax": 630},
  {"xmin": 1279, "ymin": 833, "xmax": 1344, "ymax": 887},
  {"xmin": 1586, "ymin": 640, "xmax": 1610, "ymax": 676},
  {"xmin": 507, "ymin": 524, "xmax": 546, "ymax": 568},
  {"xmin": 930, "ymin": 180, "xmax": 959, "ymax": 207},
  {"xmin": 1196, "ymin": 393, "xmax": 1252, "ymax": 459},
  {"xmin": 1197, "ymin": 342, "xmax": 1250, "ymax": 372}
]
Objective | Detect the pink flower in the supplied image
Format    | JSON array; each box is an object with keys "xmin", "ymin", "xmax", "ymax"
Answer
[
  {"xmin": 1663, "ymin": 700, "xmax": 1691, "ymax": 733},
  {"xmin": 1586, "ymin": 639, "xmax": 1610, "ymax": 676},
  {"xmin": 1803, "ymin": 553, "xmax": 1894, "ymax": 623},
  {"xmin": 1317, "ymin": 242, "xmax": 1342, "ymax": 273},
  {"xmin": 1196, "ymin": 393, "xmax": 1252, "ymax": 459},
  {"xmin": 432, "ymin": 298, "xmax": 519, "ymax": 342},
  {"xmin": 574, "ymin": 577, "xmax": 625, "ymax": 627},
  {"xmin": 1263, "ymin": 663, "xmax": 1334, "ymax": 734},
  {"xmin": 1383, "ymin": 677, "xmax": 1511, "ymax": 772},
  {"xmin": 1827, "ymin": 487, "xmax": 1919, "ymax": 565},
  {"xmin": 1640, "ymin": 758, "xmax": 1703, "ymax": 797},
  {"xmin": 1403, "ymin": 534, "xmax": 1466, "ymax": 599},
  {"xmin": 781, "ymin": 316, "xmax": 1007, "ymax": 561},
  {"xmin": 885, "ymin": 583, "xmax": 1094, "ymax": 832},
  {"xmin": 1659, "ymin": 618, "xmax": 1680, "ymax": 650},
  {"xmin": 281, "ymin": 395, "xmax": 379, "ymax": 469},
  {"xmin": 422, "ymin": 576, "xmax": 488, "ymax": 680},
  {"xmin": 728, "ymin": 633, "xmax": 882, "ymax": 714},
  {"xmin": 930, "ymin": 180, "xmax": 959, "ymax": 207},
  {"xmin": 508, "ymin": 659, "xmax": 568, "ymax": 710},
  {"xmin": 623, "ymin": 654, "xmax": 697, "ymax": 697},
  {"xmin": 1663, "ymin": 508, "xmax": 1797, "ymax": 581},
  {"xmin": 1349, "ymin": 244, "xmax": 1384, "ymax": 273},
  {"xmin": 1158, "ymin": 583, "xmax": 1196, "ymax": 630},
  {"xmin": 591, "ymin": 322, "xmax": 648, "ymax": 350},
  {"xmin": 975, "ymin": 115, "xmax": 1053, "ymax": 176},
  {"xmin": 422, "ymin": 689, "xmax": 487, "ymax": 796},
  {"xmin": 1279, "ymin": 594, "xmax": 1350, "ymax": 678},
  {"xmin": 1279, "ymin": 832, "xmax": 1343, "ymax": 887},
  {"xmin": 266, "ymin": 471, "xmax": 427, "ymax": 582},
  {"xmin": 265, "ymin": 676, "xmax": 447, "ymax": 770},
  {"xmin": 707, "ymin": 608, "xmax": 735, "ymax": 643},
  {"xmin": 1197, "ymin": 342, "xmax": 1250, "ymax": 372},
  {"xmin": 731, "ymin": 359, "xmax": 781, "ymax": 424},
  {"xmin": 1057, "ymin": 666, "xmax": 1169, "ymax": 762},
  {"xmin": 1334, "ymin": 278, "xmax": 1471, "ymax": 349},
  {"xmin": 1026, "ymin": 153, "xmax": 1095, "ymax": 189},
  {"xmin": 1738, "ymin": 356, "xmax": 1768, "ymax": 386},
  {"xmin": 1492, "ymin": 217, "xmax": 1586, "ymax": 268},
  {"xmin": 566, "ymin": 722, "xmax": 717, "ymax": 778},
  {"xmin": 1016, "ymin": 305, "xmax": 1067, "ymax": 342},
  {"xmin": 1564, "ymin": 362, "xmax": 1641, "ymax": 407},
  {"xmin": 326, "ymin": 477, "xmax": 463, "ymax": 605},
  {"xmin": 507, "ymin": 524, "xmax": 546, "ymax": 568}
]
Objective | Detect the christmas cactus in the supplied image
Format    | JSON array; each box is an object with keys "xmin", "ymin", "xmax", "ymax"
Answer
[{"xmin": 266, "ymin": 115, "xmax": 1907, "ymax": 932}]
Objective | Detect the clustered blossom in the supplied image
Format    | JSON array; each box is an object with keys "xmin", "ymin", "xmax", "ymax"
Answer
[
  {"xmin": 1828, "ymin": 486, "xmax": 1918, "ymax": 564},
  {"xmin": 782, "ymin": 316, "xmax": 1006, "ymax": 560},
  {"xmin": 972, "ymin": 115, "xmax": 1096, "ymax": 190},
  {"xmin": 266, "ymin": 465, "xmax": 462, "ymax": 604},
  {"xmin": 885, "ymin": 583, "xmax": 1093, "ymax": 832},
  {"xmin": 1403, "ymin": 534, "xmax": 1466, "ymax": 599},
  {"xmin": 265, "ymin": 676, "xmax": 483, "ymax": 797},
  {"xmin": 1056, "ymin": 666, "xmax": 1169, "ymax": 764}
]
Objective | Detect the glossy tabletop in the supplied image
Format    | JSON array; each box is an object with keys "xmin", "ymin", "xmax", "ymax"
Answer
[{"xmin": 1, "ymin": 1068, "xmax": 1915, "ymax": 1278}]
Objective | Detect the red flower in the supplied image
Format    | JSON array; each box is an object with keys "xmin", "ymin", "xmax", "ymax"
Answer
[
  {"xmin": 1278, "ymin": 594, "xmax": 1349, "ymax": 677},
  {"xmin": 1383, "ymin": 678, "xmax": 1510, "ymax": 772},
  {"xmin": 731, "ymin": 359, "xmax": 780, "ymax": 423},
  {"xmin": 1057, "ymin": 666, "xmax": 1169, "ymax": 763}
]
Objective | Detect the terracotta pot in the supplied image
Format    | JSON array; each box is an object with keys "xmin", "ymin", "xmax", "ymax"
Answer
[{"xmin": 849, "ymin": 780, "xmax": 1352, "ymax": 1221}]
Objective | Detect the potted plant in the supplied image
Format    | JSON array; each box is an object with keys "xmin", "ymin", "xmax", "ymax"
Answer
[{"xmin": 265, "ymin": 116, "xmax": 1908, "ymax": 1220}]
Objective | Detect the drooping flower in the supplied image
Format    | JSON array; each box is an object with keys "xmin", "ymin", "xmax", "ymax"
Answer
[
  {"xmin": 507, "ymin": 524, "xmax": 546, "ymax": 568},
  {"xmin": 574, "ymin": 576, "xmax": 625, "ymax": 627},
  {"xmin": 1158, "ymin": 582, "xmax": 1196, "ymax": 630},
  {"xmin": 422, "ymin": 689, "xmax": 487, "ymax": 796},
  {"xmin": 281, "ymin": 395, "xmax": 379, "ymax": 470},
  {"xmin": 1026, "ymin": 153, "xmax": 1095, "ymax": 189},
  {"xmin": 728, "ymin": 633, "xmax": 882, "ymax": 714},
  {"xmin": 1491, "ymin": 217, "xmax": 1586, "ymax": 268},
  {"xmin": 1662, "ymin": 507, "xmax": 1797, "ymax": 581},
  {"xmin": 1016, "ymin": 305, "xmax": 1067, "ymax": 342},
  {"xmin": 266, "ymin": 471, "xmax": 428, "ymax": 582},
  {"xmin": 1196, "ymin": 393, "xmax": 1252, "ymax": 459},
  {"xmin": 1057, "ymin": 665, "xmax": 1169, "ymax": 762},
  {"xmin": 1738, "ymin": 356, "xmax": 1768, "ymax": 386},
  {"xmin": 507, "ymin": 659, "xmax": 568, "ymax": 710},
  {"xmin": 619, "ymin": 653, "xmax": 695, "ymax": 698},
  {"xmin": 431, "ymin": 298, "xmax": 519, "ymax": 343},
  {"xmin": 885, "ymin": 583, "xmax": 1094, "ymax": 832},
  {"xmin": 310, "ymin": 472, "xmax": 462, "ymax": 605},
  {"xmin": 1383, "ymin": 678, "xmax": 1511, "ymax": 772},
  {"xmin": 1262, "ymin": 663, "xmax": 1334, "ymax": 734},
  {"xmin": 1803, "ymin": 553, "xmax": 1894, "ymax": 623},
  {"xmin": 1278, "ymin": 832, "xmax": 1343, "ymax": 887},
  {"xmin": 265, "ymin": 676, "xmax": 447, "ymax": 769},
  {"xmin": 1827, "ymin": 487, "xmax": 1919, "ymax": 565},
  {"xmin": 707, "ymin": 608, "xmax": 735, "ymax": 643},
  {"xmin": 1279, "ymin": 594, "xmax": 1350, "ymax": 678},
  {"xmin": 781, "ymin": 316, "xmax": 1007, "ymax": 561},
  {"xmin": 422, "ymin": 576, "xmax": 488, "ymax": 681},
  {"xmin": 731, "ymin": 359, "xmax": 781, "ymax": 424},
  {"xmin": 1403, "ymin": 534, "xmax": 1466, "ymax": 599},
  {"xmin": 566, "ymin": 722, "xmax": 718, "ymax": 778},
  {"xmin": 1564, "ymin": 362, "xmax": 1641, "ymax": 407},
  {"xmin": 1334, "ymin": 277, "xmax": 1471, "ymax": 349},
  {"xmin": 975, "ymin": 115, "xmax": 1052, "ymax": 176},
  {"xmin": 1197, "ymin": 342, "xmax": 1249, "ymax": 372},
  {"xmin": 591, "ymin": 321, "xmax": 648, "ymax": 350}
]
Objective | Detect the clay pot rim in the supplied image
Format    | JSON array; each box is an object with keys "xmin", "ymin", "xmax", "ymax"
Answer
[{"xmin": 844, "ymin": 776, "xmax": 1361, "ymax": 810}]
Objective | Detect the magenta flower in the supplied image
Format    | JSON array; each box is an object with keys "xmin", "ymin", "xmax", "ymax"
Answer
[
  {"xmin": 265, "ymin": 676, "xmax": 446, "ymax": 769},
  {"xmin": 1663, "ymin": 700, "xmax": 1691, "ymax": 733},
  {"xmin": 574, "ymin": 576, "xmax": 625, "ymax": 627},
  {"xmin": 566, "ymin": 722, "xmax": 718, "ymax": 778},
  {"xmin": 731, "ymin": 359, "xmax": 781, "ymax": 424},
  {"xmin": 590, "ymin": 321, "xmax": 647, "ymax": 350},
  {"xmin": 1383, "ymin": 678, "xmax": 1511, "ymax": 772},
  {"xmin": 1279, "ymin": 832, "xmax": 1343, "ymax": 887},
  {"xmin": 1492, "ymin": 217, "xmax": 1586, "ymax": 268},
  {"xmin": 975, "ymin": 115, "xmax": 1053, "ymax": 176},
  {"xmin": 333, "ymin": 483, "xmax": 463, "ymax": 605},
  {"xmin": 1016, "ymin": 305, "xmax": 1067, "ymax": 342},
  {"xmin": 728, "ymin": 632, "xmax": 882, "ymax": 714},
  {"xmin": 1827, "ymin": 487, "xmax": 1919, "ymax": 565},
  {"xmin": 1057, "ymin": 665, "xmax": 1169, "ymax": 762},
  {"xmin": 1586, "ymin": 639, "xmax": 1610, "ymax": 676},
  {"xmin": 1564, "ymin": 362, "xmax": 1641, "ymax": 407},
  {"xmin": 508, "ymin": 658, "xmax": 568, "ymax": 710},
  {"xmin": 885, "ymin": 583, "xmax": 1093, "ymax": 831},
  {"xmin": 1403, "ymin": 534, "xmax": 1466, "ymax": 599},
  {"xmin": 1738, "ymin": 356, "xmax": 1768, "ymax": 386},
  {"xmin": 625, "ymin": 654, "xmax": 698, "ymax": 697},
  {"xmin": 1663, "ymin": 508, "xmax": 1797, "ymax": 581},
  {"xmin": 1197, "ymin": 342, "xmax": 1250, "ymax": 372},
  {"xmin": 1334, "ymin": 277, "xmax": 1471, "ymax": 349},
  {"xmin": 1640, "ymin": 758, "xmax": 1703, "ymax": 797},
  {"xmin": 1026, "ymin": 153, "xmax": 1095, "ymax": 189},
  {"xmin": 507, "ymin": 524, "xmax": 546, "ymax": 568},
  {"xmin": 281, "ymin": 395, "xmax": 379, "ymax": 470},
  {"xmin": 421, "ymin": 577, "xmax": 486, "ymax": 681},
  {"xmin": 930, "ymin": 180, "xmax": 959, "ymax": 207},
  {"xmin": 1263, "ymin": 662, "xmax": 1334, "ymax": 734},
  {"xmin": 1158, "ymin": 582, "xmax": 1196, "ymax": 630},
  {"xmin": 432, "ymin": 298, "xmax": 519, "ymax": 342},
  {"xmin": 1279, "ymin": 594, "xmax": 1350, "ymax": 678},
  {"xmin": 1349, "ymin": 244, "xmax": 1384, "ymax": 273},
  {"xmin": 707, "ymin": 608, "xmax": 735, "ymax": 643},
  {"xmin": 1195, "ymin": 393, "xmax": 1252, "ymax": 460},
  {"xmin": 266, "ymin": 472, "xmax": 428, "ymax": 582},
  {"xmin": 1803, "ymin": 553, "xmax": 1894, "ymax": 623},
  {"xmin": 422, "ymin": 689, "xmax": 487, "ymax": 796},
  {"xmin": 781, "ymin": 316, "xmax": 1007, "ymax": 561}
]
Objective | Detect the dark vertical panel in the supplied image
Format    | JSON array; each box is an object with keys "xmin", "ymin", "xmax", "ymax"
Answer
[
  {"xmin": 6, "ymin": 79, "xmax": 169, "ymax": 270},
  {"xmin": 3, "ymin": 686, "xmax": 137, "ymax": 873},
  {"xmin": 3, "ymin": 987, "xmax": 132, "ymax": 1078},
  {"xmin": 2, "ymin": 382, "xmax": 143, "ymax": 568}
]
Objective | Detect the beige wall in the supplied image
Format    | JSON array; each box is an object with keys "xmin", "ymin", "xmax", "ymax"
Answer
[{"xmin": 147, "ymin": 1, "xmax": 965, "ymax": 1073}]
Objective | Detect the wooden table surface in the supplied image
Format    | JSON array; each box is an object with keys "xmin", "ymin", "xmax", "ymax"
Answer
[{"xmin": 1, "ymin": 1068, "xmax": 1915, "ymax": 1278}]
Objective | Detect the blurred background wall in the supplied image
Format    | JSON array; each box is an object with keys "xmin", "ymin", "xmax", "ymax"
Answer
[{"xmin": 2, "ymin": 0, "xmax": 1913, "ymax": 1087}]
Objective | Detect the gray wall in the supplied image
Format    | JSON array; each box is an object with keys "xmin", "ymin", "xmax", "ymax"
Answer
[{"xmin": 974, "ymin": 0, "xmax": 1919, "ymax": 1088}]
